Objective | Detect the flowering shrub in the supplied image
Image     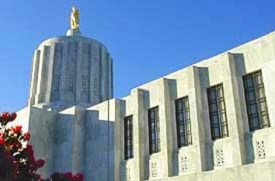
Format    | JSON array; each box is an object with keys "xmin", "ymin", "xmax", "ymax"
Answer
[{"xmin": 0, "ymin": 112, "xmax": 84, "ymax": 181}]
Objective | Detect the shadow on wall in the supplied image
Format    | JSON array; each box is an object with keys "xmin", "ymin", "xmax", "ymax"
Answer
[
  {"xmin": 233, "ymin": 53, "xmax": 255, "ymax": 164},
  {"xmin": 84, "ymin": 110, "xmax": 115, "ymax": 181},
  {"xmin": 29, "ymin": 107, "xmax": 115, "ymax": 181}
]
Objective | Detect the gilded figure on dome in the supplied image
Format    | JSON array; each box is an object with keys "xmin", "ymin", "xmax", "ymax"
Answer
[{"xmin": 71, "ymin": 6, "xmax": 80, "ymax": 29}]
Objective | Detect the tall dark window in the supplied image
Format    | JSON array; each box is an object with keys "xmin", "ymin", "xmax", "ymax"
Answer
[
  {"xmin": 175, "ymin": 97, "xmax": 192, "ymax": 148},
  {"xmin": 124, "ymin": 115, "xmax": 133, "ymax": 160},
  {"xmin": 207, "ymin": 84, "xmax": 229, "ymax": 140},
  {"xmin": 148, "ymin": 107, "xmax": 160, "ymax": 154},
  {"xmin": 243, "ymin": 71, "xmax": 270, "ymax": 131}
]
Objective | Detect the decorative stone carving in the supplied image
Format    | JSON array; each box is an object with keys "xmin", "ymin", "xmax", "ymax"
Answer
[
  {"xmin": 54, "ymin": 76, "xmax": 60, "ymax": 92},
  {"xmin": 123, "ymin": 161, "xmax": 134, "ymax": 181},
  {"xmin": 180, "ymin": 156, "xmax": 188, "ymax": 172},
  {"xmin": 81, "ymin": 76, "xmax": 87, "ymax": 92},
  {"xmin": 126, "ymin": 166, "xmax": 131, "ymax": 181},
  {"xmin": 93, "ymin": 78, "xmax": 98, "ymax": 96},
  {"xmin": 215, "ymin": 149, "xmax": 224, "ymax": 166},
  {"xmin": 68, "ymin": 75, "xmax": 74, "ymax": 92},
  {"xmin": 256, "ymin": 140, "xmax": 266, "ymax": 159},
  {"xmin": 150, "ymin": 160, "xmax": 158, "ymax": 178}
]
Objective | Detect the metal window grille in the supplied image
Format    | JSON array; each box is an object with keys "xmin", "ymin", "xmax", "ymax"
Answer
[
  {"xmin": 68, "ymin": 75, "xmax": 74, "ymax": 92},
  {"xmin": 243, "ymin": 71, "xmax": 270, "ymax": 131},
  {"xmin": 81, "ymin": 75, "xmax": 88, "ymax": 92},
  {"xmin": 175, "ymin": 97, "xmax": 192, "ymax": 147},
  {"xmin": 124, "ymin": 115, "xmax": 133, "ymax": 160},
  {"xmin": 148, "ymin": 107, "xmax": 160, "ymax": 154},
  {"xmin": 54, "ymin": 75, "xmax": 60, "ymax": 92},
  {"xmin": 207, "ymin": 84, "xmax": 229, "ymax": 140}
]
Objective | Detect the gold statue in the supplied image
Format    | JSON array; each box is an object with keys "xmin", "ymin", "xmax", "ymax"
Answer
[{"xmin": 71, "ymin": 6, "xmax": 80, "ymax": 29}]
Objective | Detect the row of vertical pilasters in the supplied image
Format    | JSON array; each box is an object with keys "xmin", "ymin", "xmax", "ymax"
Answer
[
  {"xmin": 28, "ymin": 37, "xmax": 113, "ymax": 107},
  {"xmin": 30, "ymin": 106, "xmax": 91, "ymax": 178},
  {"xmin": 85, "ymin": 100, "xmax": 119, "ymax": 181},
  {"xmin": 113, "ymin": 89, "xmax": 149, "ymax": 181},
  {"xmin": 116, "ymin": 74, "xmax": 207, "ymax": 180},
  {"xmin": 196, "ymin": 53, "xmax": 245, "ymax": 170},
  {"xmin": 53, "ymin": 107, "xmax": 86, "ymax": 173},
  {"xmin": 117, "ymin": 53, "xmax": 266, "ymax": 180},
  {"xmin": 28, "ymin": 107, "xmax": 57, "ymax": 178}
]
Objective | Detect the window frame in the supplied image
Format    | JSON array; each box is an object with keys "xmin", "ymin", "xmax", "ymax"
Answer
[
  {"xmin": 175, "ymin": 96, "xmax": 192, "ymax": 148},
  {"xmin": 148, "ymin": 106, "xmax": 160, "ymax": 154},
  {"xmin": 124, "ymin": 115, "xmax": 134, "ymax": 160},
  {"xmin": 207, "ymin": 84, "xmax": 229, "ymax": 140},
  {"xmin": 243, "ymin": 70, "xmax": 270, "ymax": 131}
]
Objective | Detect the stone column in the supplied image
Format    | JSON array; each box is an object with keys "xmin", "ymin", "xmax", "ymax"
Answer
[
  {"xmin": 196, "ymin": 66, "xmax": 214, "ymax": 170},
  {"xmin": 45, "ymin": 44, "xmax": 56, "ymax": 102},
  {"xmin": 75, "ymin": 41, "xmax": 83, "ymax": 103},
  {"xmin": 114, "ymin": 99, "xmax": 125, "ymax": 181},
  {"xmin": 158, "ymin": 78, "xmax": 174, "ymax": 177},
  {"xmin": 227, "ymin": 53, "xmax": 247, "ymax": 165},
  {"xmin": 89, "ymin": 43, "xmax": 100, "ymax": 105},
  {"xmin": 72, "ymin": 107, "xmax": 86, "ymax": 173},
  {"xmin": 28, "ymin": 50, "xmax": 41, "ymax": 106},
  {"xmin": 28, "ymin": 107, "xmax": 57, "ymax": 178},
  {"xmin": 131, "ymin": 88, "xmax": 148, "ymax": 181},
  {"xmin": 35, "ymin": 46, "xmax": 50, "ymax": 104},
  {"xmin": 60, "ymin": 40, "xmax": 68, "ymax": 103},
  {"xmin": 190, "ymin": 66, "xmax": 207, "ymax": 171}
]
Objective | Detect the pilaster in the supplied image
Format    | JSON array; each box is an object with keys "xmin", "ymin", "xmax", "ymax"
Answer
[
  {"xmin": 72, "ymin": 107, "xmax": 86, "ymax": 173},
  {"xmin": 45, "ymin": 43, "xmax": 56, "ymax": 102},
  {"xmin": 28, "ymin": 50, "xmax": 41, "ymax": 106},
  {"xmin": 131, "ymin": 88, "xmax": 148, "ymax": 181},
  {"xmin": 75, "ymin": 41, "xmax": 83, "ymax": 103},
  {"xmin": 158, "ymin": 78, "xmax": 174, "ymax": 177}
]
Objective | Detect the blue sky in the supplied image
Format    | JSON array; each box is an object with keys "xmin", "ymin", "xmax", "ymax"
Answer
[{"xmin": 0, "ymin": 0, "xmax": 275, "ymax": 112}]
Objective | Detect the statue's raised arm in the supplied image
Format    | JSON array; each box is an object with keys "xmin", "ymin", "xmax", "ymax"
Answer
[{"xmin": 71, "ymin": 6, "xmax": 80, "ymax": 29}]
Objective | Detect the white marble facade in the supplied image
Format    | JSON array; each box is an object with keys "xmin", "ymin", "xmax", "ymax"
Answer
[{"xmin": 16, "ymin": 29, "xmax": 275, "ymax": 181}]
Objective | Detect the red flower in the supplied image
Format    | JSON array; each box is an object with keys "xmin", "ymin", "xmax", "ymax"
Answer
[
  {"xmin": 9, "ymin": 112, "xmax": 17, "ymax": 121},
  {"xmin": 1, "ymin": 112, "xmax": 10, "ymax": 121},
  {"xmin": 26, "ymin": 144, "xmax": 35, "ymax": 163},
  {"xmin": 23, "ymin": 132, "xmax": 31, "ymax": 141},
  {"xmin": 11, "ymin": 141, "xmax": 22, "ymax": 149},
  {"xmin": 11, "ymin": 125, "xmax": 22, "ymax": 134},
  {"xmin": 26, "ymin": 144, "xmax": 33, "ymax": 150},
  {"xmin": 64, "ymin": 172, "xmax": 73, "ymax": 178},
  {"xmin": 0, "ymin": 111, "xmax": 83, "ymax": 181},
  {"xmin": 1, "ymin": 112, "xmax": 17, "ymax": 122},
  {"xmin": 74, "ymin": 173, "xmax": 84, "ymax": 180},
  {"xmin": 35, "ymin": 159, "xmax": 45, "ymax": 168},
  {"xmin": 0, "ymin": 137, "xmax": 4, "ymax": 145}
]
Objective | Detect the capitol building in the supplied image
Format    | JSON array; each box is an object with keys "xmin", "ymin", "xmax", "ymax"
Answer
[{"xmin": 15, "ymin": 7, "xmax": 275, "ymax": 181}]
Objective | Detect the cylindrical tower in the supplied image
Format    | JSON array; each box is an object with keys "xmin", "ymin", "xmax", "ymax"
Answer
[{"xmin": 28, "ymin": 29, "xmax": 113, "ymax": 107}]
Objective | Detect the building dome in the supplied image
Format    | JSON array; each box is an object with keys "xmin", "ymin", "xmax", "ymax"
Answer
[{"xmin": 28, "ymin": 30, "xmax": 113, "ymax": 107}]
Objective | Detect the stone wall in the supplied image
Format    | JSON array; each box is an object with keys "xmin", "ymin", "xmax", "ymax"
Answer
[
  {"xmin": 113, "ymin": 31, "xmax": 275, "ymax": 181},
  {"xmin": 16, "ymin": 31, "xmax": 275, "ymax": 181}
]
